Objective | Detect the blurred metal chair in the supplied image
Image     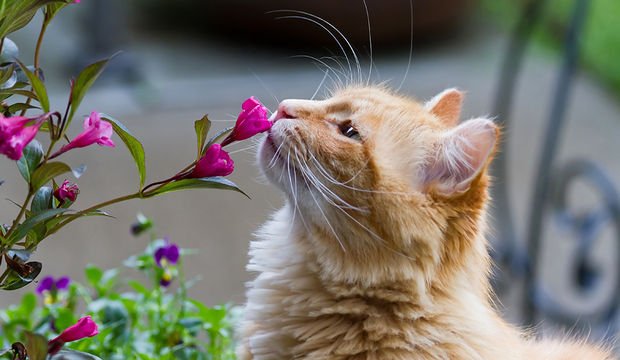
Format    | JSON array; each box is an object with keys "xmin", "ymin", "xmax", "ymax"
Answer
[{"xmin": 491, "ymin": 0, "xmax": 620, "ymax": 337}]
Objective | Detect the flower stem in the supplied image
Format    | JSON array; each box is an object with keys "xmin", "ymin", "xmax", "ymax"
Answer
[
  {"xmin": 45, "ymin": 192, "xmax": 142, "ymax": 237},
  {"xmin": 19, "ymin": 17, "xmax": 49, "ymax": 117},
  {"xmin": 141, "ymin": 162, "xmax": 196, "ymax": 195},
  {"xmin": 3, "ymin": 190, "xmax": 34, "ymax": 242}
]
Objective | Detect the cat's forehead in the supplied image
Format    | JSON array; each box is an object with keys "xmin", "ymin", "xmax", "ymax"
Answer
[{"xmin": 305, "ymin": 86, "xmax": 420, "ymax": 117}]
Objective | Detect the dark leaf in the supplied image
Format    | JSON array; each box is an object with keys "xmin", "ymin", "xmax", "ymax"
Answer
[
  {"xmin": 0, "ymin": 261, "xmax": 42, "ymax": 290},
  {"xmin": 16, "ymin": 139, "xmax": 43, "ymax": 183},
  {"xmin": 30, "ymin": 161, "xmax": 71, "ymax": 190},
  {"xmin": 144, "ymin": 177, "xmax": 248, "ymax": 198},
  {"xmin": 100, "ymin": 114, "xmax": 146, "ymax": 189}
]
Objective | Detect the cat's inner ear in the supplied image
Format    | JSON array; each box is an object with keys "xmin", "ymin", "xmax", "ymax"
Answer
[
  {"xmin": 423, "ymin": 118, "xmax": 498, "ymax": 196},
  {"xmin": 424, "ymin": 88, "xmax": 464, "ymax": 127}
]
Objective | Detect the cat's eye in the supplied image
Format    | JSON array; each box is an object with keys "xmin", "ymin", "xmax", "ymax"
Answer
[{"xmin": 338, "ymin": 122, "xmax": 361, "ymax": 141}]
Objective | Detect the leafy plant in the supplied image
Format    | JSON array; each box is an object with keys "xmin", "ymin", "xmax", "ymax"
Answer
[
  {"xmin": 0, "ymin": 215, "xmax": 239, "ymax": 360},
  {"xmin": 0, "ymin": 2, "xmax": 271, "ymax": 358}
]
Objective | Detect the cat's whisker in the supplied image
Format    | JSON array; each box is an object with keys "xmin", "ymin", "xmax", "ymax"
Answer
[
  {"xmin": 273, "ymin": 10, "xmax": 362, "ymax": 85},
  {"xmin": 307, "ymin": 152, "xmax": 415, "ymax": 197},
  {"xmin": 228, "ymin": 143, "xmax": 260, "ymax": 155},
  {"xmin": 362, "ymin": 0, "xmax": 373, "ymax": 86},
  {"xmin": 291, "ymin": 54, "xmax": 344, "ymax": 87},
  {"xmin": 310, "ymin": 69, "xmax": 330, "ymax": 101},
  {"xmin": 296, "ymin": 153, "xmax": 416, "ymax": 261},
  {"xmin": 297, "ymin": 155, "xmax": 367, "ymax": 212},
  {"xmin": 251, "ymin": 71, "xmax": 280, "ymax": 106},
  {"xmin": 208, "ymin": 119, "xmax": 236, "ymax": 123},
  {"xmin": 397, "ymin": 0, "xmax": 414, "ymax": 92},
  {"xmin": 268, "ymin": 141, "xmax": 286, "ymax": 169},
  {"xmin": 299, "ymin": 165, "xmax": 347, "ymax": 253},
  {"xmin": 273, "ymin": 12, "xmax": 353, "ymax": 81}
]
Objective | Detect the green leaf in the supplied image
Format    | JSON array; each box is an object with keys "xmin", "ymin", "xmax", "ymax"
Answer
[
  {"xmin": 67, "ymin": 55, "xmax": 116, "ymax": 127},
  {"xmin": 8, "ymin": 102, "xmax": 39, "ymax": 113},
  {"xmin": 0, "ymin": 63, "xmax": 15, "ymax": 85},
  {"xmin": 24, "ymin": 332, "xmax": 47, "ymax": 360},
  {"xmin": 144, "ymin": 177, "xmax": 248, "ymax": 198},
  {"xmin": 205, "ymin": 126, "xmax": 234, "ymax": 149},
  {"xmin": 30, "ymin": 161, "xmax": 71, "ymax": 190},
  {"xmin": 7, "ymin": 208, "xmax": 68, "ymax": 244},
  {"xmin": 194, "ymin": 115, "xmax": 211, "ymax": 157},
  {"xmin": 16, "ymin": 139, "xmax": 43, "ymax": 183},
  {"xmin": 100, "ymin": 114, "xmax": 146, "ymax": 189},
  {"xmin": 31, "ymin": 186, "xmax": 53, "ymax": 214},
  {"xmin": 16, "ymin": 60, "xmax": 49, "ymax": 112},
  {"xmin": 84, "ymin": 264, "xmax": 103, "ymax": 287},
  {"xmin": 50, "ymin": 350, "xmax": 103, "ymax": 360}
]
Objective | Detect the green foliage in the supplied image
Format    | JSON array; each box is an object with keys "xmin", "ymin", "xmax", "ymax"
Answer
[
  {"xmin": 0, "ymin": 217, "xmax": 239, "ymax": 360},
  {"xmin": 480, "ymin": 0, "xmax": 620, "ymax": 96},
  {"xmin": 16, "ymin": 140, "xmax": 43, "ymax": 183},
  {"xmin": 100, "ymin": 114, "xmax": 146, "ymax": 190},
  {"xmin": 144, "ymin": 177, "xmax": 249, "ymax": 198},
  {"xmin": 66, "ymin": 56, "xmax": 116, "ymax": 130}
]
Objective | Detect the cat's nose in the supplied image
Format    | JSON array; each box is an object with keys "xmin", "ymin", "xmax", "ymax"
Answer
[{"xmin": 272, "ymin": 101, "xmax": 297, "ymax": 123}]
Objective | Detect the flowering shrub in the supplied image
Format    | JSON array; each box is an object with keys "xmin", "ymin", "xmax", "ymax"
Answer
[
  {"xmin": 0, "ymin": 1, "xmax": 270, "ymax": 358},
  {"xmin": 0, "ymin": 215, "xmax": 239, "ymax": 360}
]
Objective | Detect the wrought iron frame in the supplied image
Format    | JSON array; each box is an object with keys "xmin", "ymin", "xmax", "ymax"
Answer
[{"xmin": 491, "ymin": 0, "xmax": 620, "ymax": 335}]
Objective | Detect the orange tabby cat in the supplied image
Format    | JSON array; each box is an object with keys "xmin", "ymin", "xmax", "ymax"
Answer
[{"xmin": 237, "ymin": 86, "xmax": 614, "ymax": 359}]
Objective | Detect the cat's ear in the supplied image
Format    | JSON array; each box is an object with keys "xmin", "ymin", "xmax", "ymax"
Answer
[
  {"xmin": 422, "ymin": 118, "xmax": 498, "ymax": 196},
  {"xmin": 424, "ymin": 88, "xmax": 463, "ymax": 127}
]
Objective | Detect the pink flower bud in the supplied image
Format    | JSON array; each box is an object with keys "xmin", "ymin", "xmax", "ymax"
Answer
[
  {"xmin": 54, "ymin": 180, "xmax": 79, "ymax": 204},
  {"xmin": 48, "ymin": 316, "xmax": 98, "ymax": 355},
  {"xmin": 189, "ymin": 144, "xmax": 234, "ymax": 178},
  {"xmin": 221, "ymin": 97, "xmax": 271, "ymax": 146},
  {"xmin": 0, "ymin": 115, "xmax": 43, "ymax": 160},
  {"xmin": 51, "ymin": 112, "xmax": 114, "ymax": 158}
]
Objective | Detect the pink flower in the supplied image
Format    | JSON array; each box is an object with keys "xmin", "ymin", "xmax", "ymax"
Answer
[
  {"xmin": 54, "ymin": 180, "xmax": 79, "ymax": 204},
  {"xmin": 189, "ymin": 144, "xmax": 234, "ymax": 178},
  {"xmin": 221, "ymin": 97, "xmax": 271, "ymax": 146},
  {"xmin": 0, "ymin": 115, "xmax": 43, "ymax": 160},
  {"xmin": 51, "ymin": 112, "xmax": 114, "ymax": 158},
  {"xmin": 48, "ymin": 316, "xmax": 99, "ymax": 355}
]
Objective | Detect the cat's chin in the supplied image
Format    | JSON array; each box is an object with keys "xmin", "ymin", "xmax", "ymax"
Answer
[{"xmin": 258, "ymin": 133, "xmax": 307, "ymax": 197}]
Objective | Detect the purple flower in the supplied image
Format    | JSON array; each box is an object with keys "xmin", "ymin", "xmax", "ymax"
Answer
[
  {"xmin": 51, "ymin": 112, "xmax": 114, "ymax": 158},
  {"xmin": 0, "ymin": 115, "xmax": 43, "ymax": 160},
  {"xmin": 154, "ymin": 241, "xmax": 180, "ymax": 287},
  {"xmin": 48, "ymin": 316, "xmax": 98, "ymax": 355},
  {"xmin": 221, "ymin": 97, "xmax": 271, "ymax": 146},
  {"xmin": 188, "ymin": 143, "xmax": 234, "ymax": 178},
  {"xmin": 36, "ymin": 276, "xmax": 70, "ymax": 295},
  {"xmin": 54, "ymin": 180, "xmax": 79, "ymax": 204},
  {"xmin": 155, "ymin": 242, "xmax": 179, "ymax": 267}
]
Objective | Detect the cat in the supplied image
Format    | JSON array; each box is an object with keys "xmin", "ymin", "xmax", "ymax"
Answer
[{"xmin": 237, "ymin": 86, "xmax": 614, "ymax": 359}]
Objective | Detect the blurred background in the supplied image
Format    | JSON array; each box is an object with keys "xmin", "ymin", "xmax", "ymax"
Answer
[{"xmin": 1, "ymin": 0, "xmax": 619, "ymax": 338}]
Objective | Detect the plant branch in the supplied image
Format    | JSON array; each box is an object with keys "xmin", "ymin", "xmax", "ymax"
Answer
[
  {"xmin": 46, "ymin": 192, "xmax": 142, "ymax": 236},
  {"xmin": 19, "ymin": 17, "xmax": 49, "ymax": 117}
]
